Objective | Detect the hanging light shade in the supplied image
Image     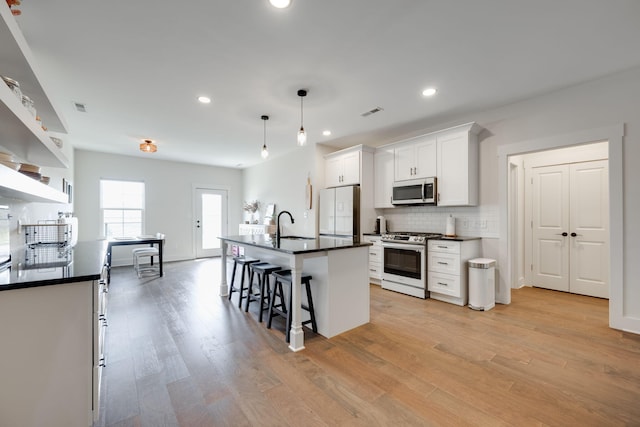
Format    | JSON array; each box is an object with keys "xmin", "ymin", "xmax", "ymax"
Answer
[
  {"xmin": 261, "ymin": 115, "xmax": 269, "ymax": 159},
  {"xmin": 140, "ymin": 139, "xmax": 157, "ymax": 153},
  {"xmin": 269, "ymin": 0, "xmax": 291, "ymax": 8},
  {"xmin": 297, "ymin": 89, "xmax": 307, "ymax": 146}
]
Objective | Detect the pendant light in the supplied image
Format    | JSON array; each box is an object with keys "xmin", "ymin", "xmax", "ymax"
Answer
[
  {"xmin": 139, "ymin": 139, "xmax": 157, "ymax": 153},
  {"xmin": 261, "ymin": 115, "xmax": 269, "ymax": 159},
  {"xmin": 297, "ymin": 89, "xmax": 307, "ymax": 146},
  {"xmin": 269, "ymin": 0, "xmax": 291, "ymax": 8}
]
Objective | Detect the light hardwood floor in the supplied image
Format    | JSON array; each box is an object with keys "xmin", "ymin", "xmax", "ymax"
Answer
[{"xmin": 96, "ymin": 258, "xmax": 640, "ymax": 426}]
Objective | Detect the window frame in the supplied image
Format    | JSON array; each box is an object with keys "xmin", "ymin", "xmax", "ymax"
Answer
[{"xmin": 99, "ymin": 179, "xmax": 146, "ymax": 239}]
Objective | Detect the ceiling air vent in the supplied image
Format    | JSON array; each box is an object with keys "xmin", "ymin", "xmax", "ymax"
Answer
[
  {"xmin": 361, "ymin": 106, "xmax": 384, "ymax": 117},
  {"xmin": 73, "ymin": 102, "xmax": 87, "ymax": 113}
]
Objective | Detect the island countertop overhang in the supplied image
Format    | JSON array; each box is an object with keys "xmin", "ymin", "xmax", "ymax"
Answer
[{"xmin": 219, "ymin": 234, "xmax": 372, "ymax": 255}]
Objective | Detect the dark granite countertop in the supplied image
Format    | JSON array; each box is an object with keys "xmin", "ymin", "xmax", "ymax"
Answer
[
  {"xmin": 219, "ymin": 234, "xmax": 372, "ymax": 255},
  {"xmin": 0, "ymin": 240, "xmax": 107, "ymax": 291}
]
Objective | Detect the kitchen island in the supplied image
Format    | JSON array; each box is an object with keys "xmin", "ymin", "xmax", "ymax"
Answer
[{"xmin": 219, "ymin": 235, "xmax": 372, "ymax": 351}]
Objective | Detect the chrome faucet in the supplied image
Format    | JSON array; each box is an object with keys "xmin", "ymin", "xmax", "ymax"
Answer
[{"xmin": 276, "ymin": 210, "xmax": 295, "ymax": 243}]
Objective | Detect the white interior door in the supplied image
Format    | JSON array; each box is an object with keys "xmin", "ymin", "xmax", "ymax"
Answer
[
  {"xmin": 195, "ymin": 188, "xmax": 227, "ymax": 258},
  {"xmin": 531, "ymin": 161, "xmax": 609, "ymax": 298},
  {"xmin": 532, "ymin": 165, "xmax": 570, "ymax": 291},
  {"xmin": 569, "ymin": 160, "xmax": 609, "ymax": 298}
]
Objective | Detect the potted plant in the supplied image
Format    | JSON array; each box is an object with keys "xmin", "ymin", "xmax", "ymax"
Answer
[{"xmin": 243, "ymin": 200, "xmax": 259, "ymax": 224}]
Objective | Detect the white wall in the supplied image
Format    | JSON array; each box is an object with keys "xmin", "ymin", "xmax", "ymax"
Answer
[
  {"xmin": 242, "ymin": 144, "xmax": 332, "ymax": 237},
  {"xmin": 73, "ymin": 149, "xmax": 243, "ymax": 265}
]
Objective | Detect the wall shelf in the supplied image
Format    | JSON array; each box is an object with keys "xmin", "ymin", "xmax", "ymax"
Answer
[
  {"xmin": 0, "ymin": 3, "xmax": 68, "ymax": 168},
  {"xmin": 1, "ymin": 4, "xmax": 69, "ymax": 204},
  {"xmin": 0, "ymin": 165, "xmax": 67, "ymax": 203}
]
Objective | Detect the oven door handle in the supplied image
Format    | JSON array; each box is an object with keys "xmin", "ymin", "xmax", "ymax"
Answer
[{"xmin": 382, "ymin": 242, "xmax": 425, "ymax": 252}]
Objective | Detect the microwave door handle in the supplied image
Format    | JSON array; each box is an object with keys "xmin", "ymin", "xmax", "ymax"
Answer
[{"xmin": 421, "ymin": 182, "xmax": 426, "ymax": 201}]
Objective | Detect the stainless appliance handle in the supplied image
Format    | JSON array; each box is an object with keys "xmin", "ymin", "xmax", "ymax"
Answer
[
  {"xmin": 382, "ymin": 242, "xmax": 425, "ymax": 252},
  {"xmin": 421, "ymin": 182, "xmax": 426, "ymax": 201}
]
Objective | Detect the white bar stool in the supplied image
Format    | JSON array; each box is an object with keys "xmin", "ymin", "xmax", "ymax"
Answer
[{"xmin": 132, "ymin": 233, "xmax": 164, "ymax": 278}]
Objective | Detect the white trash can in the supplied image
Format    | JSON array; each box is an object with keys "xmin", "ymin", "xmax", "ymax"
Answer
[{"xmin": 468, "ymin": 258, "xmax": 496, "ymax": 311}]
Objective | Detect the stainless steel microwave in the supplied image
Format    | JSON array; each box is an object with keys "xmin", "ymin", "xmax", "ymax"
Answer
[{"xmin": 391, "ymin": 177, "xmax": 437, "ymax": 205}]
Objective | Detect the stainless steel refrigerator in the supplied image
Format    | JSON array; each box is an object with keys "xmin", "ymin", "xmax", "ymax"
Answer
[{"xmin": 319, "ymin": 185, "xmax": 360, "ymax": 238}]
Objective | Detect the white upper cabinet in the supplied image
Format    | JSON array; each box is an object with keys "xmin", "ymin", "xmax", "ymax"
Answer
[
  {"xmin": 393, "ymin": 135, "xmax": 436, "ymax": 181},
  {"xmin": 325, "ymin": 149, "xmax": 360, "ymax": 187},
  {"xmin": 374, "ymin": 148, "xmax": 394, "ymax": 208},
  {"xmin": 436, "ymin": 123, "xmax": 481, "ymax": 206},
  {"xmin": 0, "ymin": 5, "xmax": 69, "ymax": 203}
]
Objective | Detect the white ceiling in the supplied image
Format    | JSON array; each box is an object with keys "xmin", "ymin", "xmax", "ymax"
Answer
[{"xmin": 16, "ymin": 0, "xmax": 640, "ymax": 169}]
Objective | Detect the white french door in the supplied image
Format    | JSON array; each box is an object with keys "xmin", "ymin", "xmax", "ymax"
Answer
[
  {"xmin": 532, "ymin": 164, "xmax": 569, "ymax": 292},
  {"xmin": 531, "ymin": 160, "xmax": 609, "ymax": 298},
  {"xmin": 195, "ymin": 188, "xmax": 227, "ymax": 258}
]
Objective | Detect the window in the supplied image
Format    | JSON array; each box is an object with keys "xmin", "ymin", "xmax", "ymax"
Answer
[{"xmin": 100, "ymin": 179, "xmax": 145, "ymax": 238}]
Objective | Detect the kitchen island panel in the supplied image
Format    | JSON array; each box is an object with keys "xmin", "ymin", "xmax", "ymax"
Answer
[
  {"xmin": 316, "ymin": 247, "xmax": 369, "ymax": 338},
  {"xmin": 219, "ymin": 236, "xmax": 371, "ymax": 350}
]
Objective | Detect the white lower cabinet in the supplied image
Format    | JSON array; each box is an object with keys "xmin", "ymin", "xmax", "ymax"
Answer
[
  {"xmin": 428, "ymin": 239, "xmax": 481, "ymax": 306},
  {"xmin": 0, "ymin": 280, "xmax": 101, "ymax": 427},
  {"xmin": 363, "ymin": 235, "xmax": 382, "ymax": 284},
  {"xmin": 93, "ymin": 269, "xmax": 108, "ymax": 422}
]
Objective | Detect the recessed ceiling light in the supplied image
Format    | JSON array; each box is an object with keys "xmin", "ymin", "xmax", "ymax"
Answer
[
  {"xmin": 322, "ymin": 130, "xmax": 332, "ymax": 136},
  {"xmin": 269, "ymin": 0, "xmax": 291, "ymax": 8},
  {"xmin": 197, "ymin": 96, "xmax": 211, "ymax": 104},
  {"xmin": 422, "ymin": 88, "xmax": 437, "ymax": 97}
]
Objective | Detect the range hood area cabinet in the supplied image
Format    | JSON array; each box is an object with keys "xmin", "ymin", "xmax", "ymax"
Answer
[
  {"xmin": 0, "ymin": 4, "xmax": 69, "ymax": 203},
  {"xmin": 393, "ymin": 134, "xmax": 436, "ymax": 181},
  {"xmin": 373, "ymin": 122, "xmax": 482, "ymax": 207}
]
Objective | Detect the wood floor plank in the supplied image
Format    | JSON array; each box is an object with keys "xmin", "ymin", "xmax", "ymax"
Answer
[
  {"xmin": 135, "ymin": 373, "xmax": 179, "ymax": 427},
  {"xmin": 261, "ymin": 350, "xmax": 373, "ymax": 426},
  {"xmin": 166, "ymin": 377, "xmax": 218, "ymax": 426},
  {"xmin": 97, "ymin": 259, "xmax": 640, "ymax": 426}
]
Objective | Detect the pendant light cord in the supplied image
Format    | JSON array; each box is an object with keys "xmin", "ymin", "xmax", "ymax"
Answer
[
  {"xmin": 261, "ymin": 115, "xmax": 269, "ymax": 158},
  {"xmin": 300, "ymin": 95, "xmax": 304, "ymax": 129}
]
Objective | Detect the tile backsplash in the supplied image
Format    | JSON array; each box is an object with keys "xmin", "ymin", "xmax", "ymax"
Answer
[{"xmin": 376, "ymin": 205, "xmax": 499, "ymax": 238}]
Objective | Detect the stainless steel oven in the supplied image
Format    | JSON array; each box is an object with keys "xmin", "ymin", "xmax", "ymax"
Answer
[
  {"xmin": 380, "ymin": 232, "xmax": 441, "ymax": 299},
  {"xmin": 382, "ymin": 241, "xmax": 427, "ymax": 298}
]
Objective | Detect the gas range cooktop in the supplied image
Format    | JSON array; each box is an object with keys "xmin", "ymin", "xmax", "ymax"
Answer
[{"xmin": 380, "ymin": 231, "xmax": 443, "ymax": 244}]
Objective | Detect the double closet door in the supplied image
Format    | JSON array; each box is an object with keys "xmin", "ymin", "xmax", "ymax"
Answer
[{"xmin": 531, "ymin": 160, "xmax": 609, "ymax": 298}]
